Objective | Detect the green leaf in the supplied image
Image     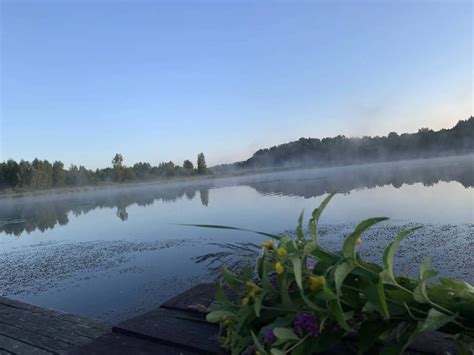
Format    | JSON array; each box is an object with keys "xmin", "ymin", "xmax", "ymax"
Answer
[
  {"xmin": 365, "ymin": 278, "xmax": 390, "ymax": 319},
  {"xmin": 254, "ymin": 291, "xmax": 267, "ymax": 317},
  {"xmin": 279, "ymin": 273, "xmax": 293, "ymax": 309},
  {"xmin": 271, "ymin": 349, "xmax": 286, "ymax": 355},
  {"xmin": 439, "ymin": 278, "xmax": 474, "ymax": 293},
  {"xmin": 416, "ymin": 308, "xmax": 458, "ymax": 333},
  {"xmin": 303, "ymin": 241, "xmax": 317, "ymax": 256},
  {"xmin": 296, "ymin": 210, "xmax": 305, "ymax": 241},
  {"xmin": 273, "ymin": 327, "xmax": 300, "ymax": 341},
  {"xmin": 206, "ymin": 310, "xmax": 234, "ymax": 323},
  {"xmin": 251, "ymin": 330, "xmax": 265, "ymax": 352},
  {"xmin": 215, "ymin": 281, "xmax": 234, "ymax": 308},
  {"xmin": 419, "ymin": 257, "xmax": 438, "ymax": 281},
  {"xmin": 261, "ymin": 259, "xmax": 273, "ymax": 291},
  {"xmin": 377, "ymin": 277, "xmax": 390, "ymax": 319},
  {"xmin": 328, "ymin": 299, "xmax": 351, "ymax": 331},
  {"xmin": 334, "ymin": 262, "xmax": 354, "ymax": 295},
  {"xmin": 383, "ymin": 227, "xmax": 421, "ymax": 283},
  {"xmin": 299, "ymin": 291, "xmax": 326, "ymax": 312},
  {"xmin": 343, "ymin": 217, "xmax": 388, "ymax": 259},
  {"xmin": 180, "ymin": 223, "xmax": 282, "ymax": 240},
  {"xmin": 413, "ymin": 282, "xmax": 428, "ymax": 303},
  {"xmin": 321, "ymin": 285, "xmax": 338, "ymax": 300},
  {"xmin": 221, "ymin": 266, "xmax": 243, "ymax": 288},
  {"xmin": 291, "ymin": 257, "xmax": 303, "ymax": 290},
  {"xmin": 242, "ymin": 265, "xmax": 252, "ymax": 282},
  {"xmin": 308, "ymin": 193, "xmax": 335, "ymax": 244}
]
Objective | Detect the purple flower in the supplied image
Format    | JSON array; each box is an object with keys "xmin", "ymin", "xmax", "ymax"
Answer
[
  {"xmin": 307, "ymin": 258, "xmax": 317, "ymax": 271},
  {"xmin": 268, "ymin": 272, "xmax": 278, "ymax": 289},
  {"xmin": 294, "ymin": 312, "xmax": 320, "ymax": 337},
  {"xmin": 263, "ymin": 329, "xmax": 276, "ymax": 345}
]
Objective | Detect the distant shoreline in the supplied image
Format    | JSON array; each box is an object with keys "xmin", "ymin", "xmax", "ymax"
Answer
[{"xmin": 1, "ymin": 152, "xmax": 472, "ymax": 200}]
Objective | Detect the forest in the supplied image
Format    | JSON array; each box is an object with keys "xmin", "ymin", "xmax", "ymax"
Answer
[
  {"xmin": 1, "ymin": 117, "xmax": 472, "ymax": 192},
  {"xmin": 0, "ymin": 153, "xmax": 208, "ymax": 192},
  {"xmin": 215, "ymin": 117, "xmax": 473, "ymax": 171}
]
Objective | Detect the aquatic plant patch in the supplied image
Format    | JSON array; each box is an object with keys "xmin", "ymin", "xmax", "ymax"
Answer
[{"xmin": 197, "ymin": 194, "xmax": 474, "ymax": 354}]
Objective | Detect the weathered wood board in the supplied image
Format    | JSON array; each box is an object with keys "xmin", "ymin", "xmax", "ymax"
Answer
[
  {"xmin": 69, "ymin": 332, "xmax": 201, "ymax": 355},
  {"xmin": 0, "ymin": 296, "xmax": 108, "ymax": 354},
  {"xmin": 112, "ymin": 308, "xmax": 222, "ymax": 354},
  {"xmin": 161, "ymin": 283, "xmax": 216, "ymax": 312}
]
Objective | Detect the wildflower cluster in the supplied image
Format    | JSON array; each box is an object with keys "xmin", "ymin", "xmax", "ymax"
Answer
[
  {"xmin": 241, "ymin": 281, "xmax": 260, "ymax": 305},
  {"xmin": 205, "ymin": 194, "xmax": 474, "ymax": 354}
]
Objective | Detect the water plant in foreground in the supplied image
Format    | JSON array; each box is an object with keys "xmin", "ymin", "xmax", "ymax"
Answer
[{"xmin": 196, "ymin": 194, "xmax": 474, "ymax": 354}]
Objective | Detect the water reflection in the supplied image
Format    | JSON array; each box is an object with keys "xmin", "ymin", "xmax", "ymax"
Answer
[
  {"xmin": 245, "ymin": 156, "xmax": 473, "ymax": 198},
  {"xmin": 0, "ymin": 184, "xmax": 212, "ymax": 236},
  {"xmin": 0, "ymin": 155, "xmax": 471, "ymax": 236}
]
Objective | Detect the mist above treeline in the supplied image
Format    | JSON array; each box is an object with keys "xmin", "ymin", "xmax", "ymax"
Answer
[
  {"xmin": 0, "ymin": 117, "xmax": 472, "ymax": 193},
  {"xmin": 215, "ymin": 117, "xmax": 473, "ymax": 172}
]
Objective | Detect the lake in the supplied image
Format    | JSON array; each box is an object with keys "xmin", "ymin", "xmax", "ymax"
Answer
[{"xmin": 0, "ymin": 155, "xmax": 472, "ymax": 322}]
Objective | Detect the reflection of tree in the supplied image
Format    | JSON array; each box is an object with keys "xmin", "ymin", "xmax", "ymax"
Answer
[
  {"xmin": 194, "ymin": 242, "xmax": 260, "ymax": 278},
  {"xmin": 185, "ymin": 189, "xmax": 196, "ymax": 200},
  {"xmin": 0, "ymin": 183, "xmax": 208, "ymax": 236},
  {"xmin": 246, "ymin": 156, "xmax": 473, "ymax": 198},
  {"xmin": 199, "ymin": 188, "xmax": 209, "ymax": 206},
  {"xmin": 116, "ymin": 206, "xmax": 128, "ymax": 221}
]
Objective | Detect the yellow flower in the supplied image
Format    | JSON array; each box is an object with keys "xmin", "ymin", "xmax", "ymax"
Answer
[
  {"xmin": 309, "ymin": 275, "xmax": 326, "ymax": 291},
  {"xmin": 260, "ymin": 239, "xmax": 274, "ymax": 249},
  {"xmin": 246, "ymin": 281, "xmax": 259, "ymax": 299},
  {"xmin": 355, "ymin": 238, "xmax": 362, "ymax": 246},
  {"xmin": 275, "ymin": 261, "xmax": 285, "ymax": 274},
  {"xmin": 277, "ymin": 247, "xmax": 287, "ymax": 257},
  {"xmin": 242, "ymin": 296, "xmax": 250, "ymax": 305},
  {"xmin": 246, "ymin": 281, "xmax": 258, "ymax": 290}
]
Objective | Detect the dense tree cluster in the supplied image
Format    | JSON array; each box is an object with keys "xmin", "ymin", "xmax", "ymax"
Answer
[
  {"xmin": 0, "ymin": 153, "xmax": 209, "ymax": 192},
  {"xmin": 231, "ymin": 117, "xmax": 473, "ymax": 170}
]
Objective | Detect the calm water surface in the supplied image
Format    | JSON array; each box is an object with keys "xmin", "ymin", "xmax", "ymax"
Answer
[{"xmin": 0, "ymin": 155, "xmax": 472, "ymax": 322}]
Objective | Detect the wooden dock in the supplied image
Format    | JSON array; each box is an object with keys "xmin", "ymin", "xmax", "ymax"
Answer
[
  {"xmin": 0, "ymin": 284, "xmax": 460, "ymax": 354},
  {"xmin": 71, "ymin": 283, "xmax": 220, "ymax": 354},
  {"xmin": 0, "ymin": 295, "xmax": 108, "ymax": 354}
]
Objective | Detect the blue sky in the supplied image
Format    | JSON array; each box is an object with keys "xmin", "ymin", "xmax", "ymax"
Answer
[{"xmin": 1, "ymin": 0, "xmax": 472, "ymax": 169}]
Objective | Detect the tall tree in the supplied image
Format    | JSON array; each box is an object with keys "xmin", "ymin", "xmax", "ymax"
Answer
[
  {"xmin": 3, "ymin": 159, "xmax": 20, "ymax": 188},
  {"xmin": 112, "ymin": 153, "xmax": 124, "ymax": 182},
  {"xmin": 197, "ymin": 153, "xmax": 207, "ymax": 175},
  {"xmin": 183, "ymin": 160, "xmax": 194, "ymax": 170},
  {"xmin": 52, "ymin": 161, "xmax": 66, "ymax": 187}
]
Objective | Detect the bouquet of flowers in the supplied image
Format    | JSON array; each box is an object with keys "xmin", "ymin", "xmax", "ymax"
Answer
[{"xmin": 203, "ymin": 194, "xmax": 474, "ymax": 354}]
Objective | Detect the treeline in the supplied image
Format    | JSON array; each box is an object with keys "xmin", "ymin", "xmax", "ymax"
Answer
[
  {"xmin": 229, "ymin": 117, "xmax": 473, "ymax": 170},
  {"xmin": 0, "ymin": 152, "xmax": 209, "ymax": 192}
]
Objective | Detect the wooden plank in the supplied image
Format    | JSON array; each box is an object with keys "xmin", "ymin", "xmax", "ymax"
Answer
[
  {"xmin": 112, "ymin": 308, "xmax": 223, "ymax": 354},
  {"xmin": 70, "ymin": 332, "xmax": 201, "ymax": 355},
  {"xmin": 0, "ymin": 323, "xmax": 74, "ymax": 354},
  {"xmin": 0, "ymin": 305, "xmax": 105, "ymax": 340},
  {"xmin": 0, "ymin": 308, "xmax": 98, "ymax": 346},
  {"xmin": 0, "ymin": 297, "xmax": 107, "ymax": 331},
  {"xmin": 0, "ymin": 334, "xmax": 53, "ymax": 354},
  {"xmin": 160, "ymin": 283, "xmax": 215, "ymax": 313}
]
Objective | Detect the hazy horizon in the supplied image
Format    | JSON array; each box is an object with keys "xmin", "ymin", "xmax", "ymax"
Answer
[{"xmin": 1, "ymin": 0, "xmax": 472, "ymax": 169}]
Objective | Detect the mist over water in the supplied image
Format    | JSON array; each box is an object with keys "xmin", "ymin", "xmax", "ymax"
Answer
[{"xmin": 0, "ymin": 155, "xmax": 472, "ymax": 322}]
